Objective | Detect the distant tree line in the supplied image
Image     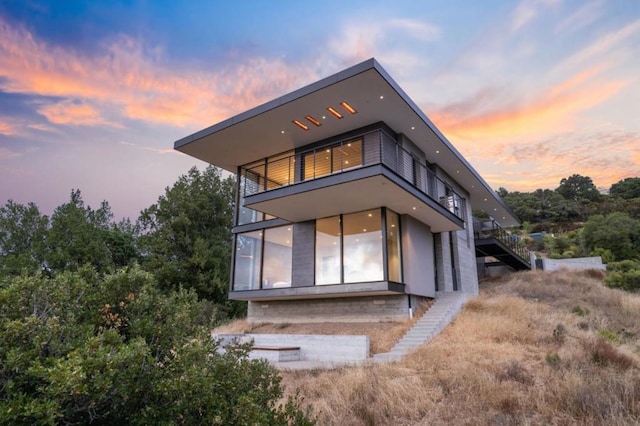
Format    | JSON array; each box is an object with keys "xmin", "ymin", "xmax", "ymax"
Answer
[
  {"xmin": 0, "ymin": 166, "xmax": 314, "ymax": 424},
  {"xmin": 499, "ymin": 175, "xmax": 640, "ymax": 291}
]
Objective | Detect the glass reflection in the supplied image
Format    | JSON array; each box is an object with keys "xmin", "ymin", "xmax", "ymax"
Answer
[
  {"xmin": 386, "ymin": 209, "xmax": 402, "ymax": 282},
  {"xmin": 262, "ymin": 226, "xmax": 292, "ymax": 288},
  {"xmin": 233, "ymin": 230, "xmax": 262, "ymax": 290},
  {"xmin": 343, "ymin": 210, "xmax": 383, "ymax": 283},
  {"xmin": 315, "ymin": 216, "xmax": 341, "ymax": 285}
]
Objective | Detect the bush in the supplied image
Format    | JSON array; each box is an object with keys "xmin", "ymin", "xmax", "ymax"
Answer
[
  {"xmin": 0, "ymin": 266, "xmax": 314, "ymax": 425},
  {"xmin": 604, "ymin": 260, "xmax": 640, "ymax": 292},
  {"xmin": 604, "ymin": 270, "xmax": 640, "ymax": 292}
]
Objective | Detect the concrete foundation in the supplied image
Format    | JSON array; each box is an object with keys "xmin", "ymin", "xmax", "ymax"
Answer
[{"xmin": 247, "ymin": 294, "xmax": 427, "ymax": 323}]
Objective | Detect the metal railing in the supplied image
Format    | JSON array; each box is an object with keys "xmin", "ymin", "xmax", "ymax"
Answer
[
  {"xmin": 474, "ymin": 219, "xmax": 531, "ymax": 265},
  {"xmin": 240, "ymin": 129, "xmax": 466, "ymax": 221}
]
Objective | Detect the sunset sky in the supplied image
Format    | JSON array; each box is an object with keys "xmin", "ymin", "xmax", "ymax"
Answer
[{"xmin": 1, "ymin": 0, "xmax": 638, "ymax": 220}]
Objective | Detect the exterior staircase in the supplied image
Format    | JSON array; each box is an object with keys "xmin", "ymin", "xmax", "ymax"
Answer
[{"xmin": 373, "ymin": 291, "xmax": 470, "ymax": 362}]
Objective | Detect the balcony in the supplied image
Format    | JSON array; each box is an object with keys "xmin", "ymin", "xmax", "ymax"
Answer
[{"xmin": 238, "ymin": 129, "xmax": 466, "ymax": 232}]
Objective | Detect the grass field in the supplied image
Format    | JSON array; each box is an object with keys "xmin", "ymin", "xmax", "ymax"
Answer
[{"xmin": 277, "ymin": 270, "xmax": 640, "ymax": 425}]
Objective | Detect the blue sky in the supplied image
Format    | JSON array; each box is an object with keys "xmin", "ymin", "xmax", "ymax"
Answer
[{"xmin": 1, "ymin": 0, "xmax": 638, "ymax": 220}]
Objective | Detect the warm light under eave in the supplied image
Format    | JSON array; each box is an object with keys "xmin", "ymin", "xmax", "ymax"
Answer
[
  {"xmin": 327, "ymin": 107, "xmax": 343, "ymax": 119},
  {"xmin": 340, "ymin": 101, "xmax": 357, "ymax": 114},
  {"xmin": 305, "ymin": 115, "xmax": 322, "ymax": 126},
  {"xmin": 292, "ymin": 119, "xmax": 309, "ymax": 131}
]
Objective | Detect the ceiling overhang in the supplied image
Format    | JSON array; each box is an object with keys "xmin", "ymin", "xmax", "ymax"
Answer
[{"xmin": 174, "ymin": 58, "xmax": 520, "ymax": 227}]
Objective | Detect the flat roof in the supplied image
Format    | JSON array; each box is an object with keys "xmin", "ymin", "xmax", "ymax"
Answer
[{"xmin": 174, "ymin": 58, "xmax": 519, "ymax": 226}]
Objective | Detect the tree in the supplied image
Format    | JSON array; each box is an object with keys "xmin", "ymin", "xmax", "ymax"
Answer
[
  {"xmin": 610, "ymin": 177, "xmax": 640, "ymax": 200},
  {"xmin": 137, "ymin": 166, "xmax": 239, "ymax": 316},
  {"xmin": 0, "ymin": 200, "xmax": 48, "ymax": 280},
  {"xmin": 0, "ymin": 266, "xmax": 313, "ymax": 424},
  {"xmin": 45, "ymin": 190, "xmax": 138, "ymax": 274},
  {"xmin": 556, "ymin": 174, "xmax": 601, "ymax": 203},
  {"xmin": 582, "ymin": 212, "xmax": 640, "ymax": 261}
]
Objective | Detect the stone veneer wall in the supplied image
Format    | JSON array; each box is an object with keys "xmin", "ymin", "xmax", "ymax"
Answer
[{"xmin": 247, "ymin": 294, "xmax": 425, "ymax": 323}]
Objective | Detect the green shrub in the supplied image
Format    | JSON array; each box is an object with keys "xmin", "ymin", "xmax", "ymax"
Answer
[
  {"xmin": 0, "ymin": 266, "xmax": 314, "ymax": 425},
  {"xmin": 597, "ymin": 329, "xmax": 620, "ymax": 343},
  {"xmin": 604, "ymin": 269, "xmax": 640, "ymax": 292},
  {"xmin": 572, "ymin": 305, "xmax": 589, "ymax": 316}
]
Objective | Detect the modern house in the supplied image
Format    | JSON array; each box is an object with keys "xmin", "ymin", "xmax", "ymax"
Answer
[{"xmin": 175, "ymin": 58, "xmax": 528, "ymax": 323}]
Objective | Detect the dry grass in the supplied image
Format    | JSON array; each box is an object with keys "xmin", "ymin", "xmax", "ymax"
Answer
[{"xmin": 281, "ymin": 270, "xmax": 640, "ymax": 425}]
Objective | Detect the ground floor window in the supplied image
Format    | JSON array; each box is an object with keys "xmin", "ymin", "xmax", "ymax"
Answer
[
  {"xmin": 343, "ymin": 209, "xmax": 383, "ymax": 283},
  {"xmin": 233, "ymin": 226, "xmax": 292, "ymax": 290},
  {"xmin": 315, "ymin": 208, "xmax": 401, "ymax": 285}
]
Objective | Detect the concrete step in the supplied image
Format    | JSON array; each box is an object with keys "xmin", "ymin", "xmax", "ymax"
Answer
[{"xmin": 375, "ymin": 292, "xmax": 471, "ymax": 363}]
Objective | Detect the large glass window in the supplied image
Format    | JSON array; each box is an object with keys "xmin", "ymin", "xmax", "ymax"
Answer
[
  {"xmin": 386, "ymin": 209, "xmax": 402, "ymax": 282},
  {"xmin": 315, "ymin": 216, "xmax": 341, "ymax": 285},
  {"xmin": 303, "ymin": 139, "xmax": 363, "ymax": 180},
  {"xmin": 266, "ymin": 150, "xmax": 294, "ymax": 190},
  {"xmin": 233, "ymin": 226, "xmax": 292, "ymax": 290},
  {"xmin": 262, "ymin": 226, "xmax": 293, "ymax": 288},
  {"xmin": 343, "ymin": 209, "xmax": 383, "ymax": 283},
  {"xmin": 233, "ymin": 230, "xmax": 262, "ymax": 290}
]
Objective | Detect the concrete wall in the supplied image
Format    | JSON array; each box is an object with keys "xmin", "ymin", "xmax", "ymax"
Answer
[
  {"xmin": 452, "ymin": 186, "xmax": 479, "ymax": 295},
  {"xmin": 214, "ymin": 333, "xmax": 370, "ymax": 363},
  {"xmin": 291, "ymin": 221, "xmax": 314, "ymax": 287},
  {"xmin": 401, "ymin": 214, "xmax": 435, "ymax": 297},
  {"xmin": 541, "ymin": 256, "xmax": 606, "ymax": 271},
  {"xmin": 248, "ymin": 294, "xmax": 413, "ymax": 323}
]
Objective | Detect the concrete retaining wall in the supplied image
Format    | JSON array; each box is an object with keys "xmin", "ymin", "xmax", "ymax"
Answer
[
  {"xmin": 541, "ymin": 256, "xmax": 606, "ymax": 271},
  {"xmin": 213, "ymin": 333, "xmax": 370, "ymax": 363}
]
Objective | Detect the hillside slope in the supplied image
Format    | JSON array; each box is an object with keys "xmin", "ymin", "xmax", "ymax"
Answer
[{"xmin": 282, "ymin": 270, "xmax": 640, "ymax": 425}]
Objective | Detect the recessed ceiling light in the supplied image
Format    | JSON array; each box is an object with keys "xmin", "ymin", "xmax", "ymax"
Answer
[
  {"xmin": 292, "ymin": 120, "xmax": 309, "ymax": 131},
  {"xmin": 412, "ymin": 206, "xmax": 417, "ymax": 210},
  {"xmin": 281, "ymin": 130, "xmax": 285, "ymax": 134},
  {"xmin": 287, "ymin": 227, "xmax": 291, "ymax": 231},
  {"xmin": 435, "ymin": 150, "xmax": 440, "ymax": 154},
  {"xmin": 327, "ymin": 107, "xmax": 343, "ymax": 119},
  {"xmin": 411, "ymin": 126, "xmax": 415, "ymax": 130},
  {"xmin": 379, "ymin": 95, "xmax": 384, "ymax": 99},
  {"xmin": 368, "ymin": 213, "xmax": 372, "ymax": 217},
  {"xmin": 484, "ymin": 198, "xmax": 488, "ymax": 201},
  {"xmin": 305, "ymin": 115, "xmax": 322, "ymax": 127},
  {"xmin": 340, "ymin": 101, "xmax": 357, "ymax": 114},
  {"xmin": 363, "ymin": 228, "xmax": 367, "ymax": 232}
]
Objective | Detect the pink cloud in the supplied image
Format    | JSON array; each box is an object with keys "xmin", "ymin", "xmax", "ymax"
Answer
[
  {"xmin": 0, "ymin": 18, "xmax": 309, "ymax": 128},
  {"xmin": 37, "ymin": 100, "xmax": 112, "ymax": 126},
  {"xmin": 430, "ymin": 65, "xmax": 628, "ymax": 142},
  {"xmin": 0, "ymin": 117, "xmax": 17, "ymax": 135}
]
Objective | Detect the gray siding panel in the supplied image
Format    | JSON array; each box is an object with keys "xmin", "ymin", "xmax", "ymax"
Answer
[
  {"xmin": 292, "ymin": 221, "xmax": 315, "ymax": 287},
  {"xmin": 401, "ymin": 215, "xmax": 436, "ymax": 297}
]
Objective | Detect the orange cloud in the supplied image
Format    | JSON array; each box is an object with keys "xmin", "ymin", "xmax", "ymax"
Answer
[
  {"xmin": 37, "ymin": 101, "xmax": 110, "ymax": 126},
  {"xmin": 0, "ymin": 18, "xmax": 308, "ymax": 128},
  {"xmin": 430, "ymin": 66, "xmax": 628, "ymax": 142}
]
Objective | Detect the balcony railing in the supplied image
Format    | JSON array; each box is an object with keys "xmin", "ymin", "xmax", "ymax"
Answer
[
  {"xmin": 474, "ymin": 219, "xmax": 531, "ymax": 265},
  {"xmin": 240, "ymin": 129, "xmax": 466, "ymax": 221}
]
